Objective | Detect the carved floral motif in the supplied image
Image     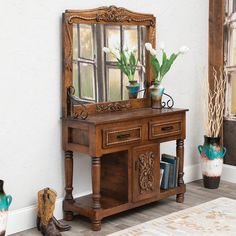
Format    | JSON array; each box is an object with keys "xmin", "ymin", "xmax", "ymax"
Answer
[
  {"xmin": 96, "ymin": 102, "xmax": 131, "ymax": 113},
  {"xmin": 96, "ymin": 6, "xmax": 129, "ymax": 22},
  {"xmin": 138, "ymin": 152, "xmax": 155, "ymax": 194}
]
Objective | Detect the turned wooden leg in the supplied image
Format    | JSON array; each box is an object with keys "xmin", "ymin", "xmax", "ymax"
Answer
[
  {"xmin": 64, "ymin": 150, "xmax": 74, "ymax": 220},
  {"xmin": 91, "ymin": 157, "xmax": 101, "ymax": 231},
  {"xmin": 91, "ymin": 220, "xmax": 101, "ymax": 231},
  {"xmin": 92, "ymin": 157, "xmax": 101, "ymax": 210},
  {"xmin": 176, "ymin": 139, "xmax": 185, "ymax": 203}
]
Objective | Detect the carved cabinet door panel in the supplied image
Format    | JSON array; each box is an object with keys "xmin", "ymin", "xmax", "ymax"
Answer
[{"xmin": 132, "ymin": 144, "xmax": 160, "ymax": 202}]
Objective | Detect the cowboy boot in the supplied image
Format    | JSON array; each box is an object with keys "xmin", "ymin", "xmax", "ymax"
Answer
[
  {"xmin": 52, "ymin": 216, "xmax": 71, "ymax": 232},
  {"xmin": 37, "ymin": 188, "xmax": 71, "ymax": 233},
  {"xmin": 40, "ymin": 188, "xmax": 61, "ymax": 236},
  {"xmin": 37, "ymin": 189, "xmax": 44, "ymax": 231},
  {"xmin": 44, "ymin": 189, "xmax": 71, "ymax": 231}
]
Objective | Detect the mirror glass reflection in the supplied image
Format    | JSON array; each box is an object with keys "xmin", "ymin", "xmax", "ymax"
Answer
[{"xmin": 72, "ymin": 23, "xmax": 147, "ymax": 103}]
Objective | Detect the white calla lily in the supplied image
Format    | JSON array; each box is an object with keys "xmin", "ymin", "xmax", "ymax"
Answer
[
  {"xmin": 112, "ymin": 49, "xmax": 120, "ymax": 59},
  {"xmin": 145, "ymin": 42, "xmax": 152, "ymax": 51},
  {"xmin": 103, "ymin": 47, "xmax": 110, "ymax": 53},
  {"xmin": 144, "ymin": 42, "xmax": 188, "ymax": 85},
  {"xmin": 150, "ymin": 48, "xmax": 157, "ymax": 56},
  {"xmin": 179, "ymin": 46, "xmax": 189, "ymax": 54}
]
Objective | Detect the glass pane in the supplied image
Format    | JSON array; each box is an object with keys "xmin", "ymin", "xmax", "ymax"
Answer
[
  {"xmin": 72, "ymin": 63, "xmax": 79, "ymax": 97},
  {"xmin": 231, "ymin": 74, "xmax": 236, "ymax": 115},
  {"xmin": 229, "ymin": 23, "xmax": 236, "ymax": 65},
  {"xmin": 73, "ymin": 24, "xmax": 79, "ymax": 59},
  {"xmin": 141, "ymin": 26, "xmax": 147, "ymax": 66},
  {"xmin": 123, "ymin": 26, "xmax": 138, "ymax": 57},
  {"xmin": 80, "ymin": 63, "xmax": 95, "ymax": 100},
  {"xmin": 80, "ymin": 24, "xmax": 94, "ymax": 60},
  {"xmin": 105, "ymin": 25, "xmax": 121, "ymax": 61},
  {"xmin": 108, "ymin": 68, "xmax": 121, "ymax": 101},
  {"xmin": 123, "ymin": 75, "xmax": 129, "ymax": 100},
  {"xmin": 234, "ymin": 0, "xmax": 236, "ymax": 13}
]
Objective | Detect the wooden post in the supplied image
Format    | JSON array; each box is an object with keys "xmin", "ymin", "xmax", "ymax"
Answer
[
  {"xmin": 176, "ymin": 139, "xmax": 184, "ymax": 203},
  {"xmin": 91, "ymin": 157, "xmax": 101, "ymax": 231},
  {"xmin": 208, "ymin": 0, "xmax": 225, "ymax": 142},
  {"xmin": 64, "ymin": 150, "xmax": 74, "ymax": 220}
]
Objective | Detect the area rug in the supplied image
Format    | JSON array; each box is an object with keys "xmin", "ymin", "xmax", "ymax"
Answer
[{"xmin": 108, "ymin": 197, "xmax": 236, "ymax": 236}]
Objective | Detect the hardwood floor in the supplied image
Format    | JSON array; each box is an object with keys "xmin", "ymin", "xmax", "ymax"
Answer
[{"xmin": 11, "ymin": 180, "xmax": 236, "ymax": 236}]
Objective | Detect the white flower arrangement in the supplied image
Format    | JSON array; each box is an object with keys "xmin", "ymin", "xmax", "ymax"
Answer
[
  {"xmin": 103, "ymin": 46, "xmax": 144, "ymax": 82},
  {"xmin": 145, "ymin": 42, "xmax": 189, "ymax": 85}
]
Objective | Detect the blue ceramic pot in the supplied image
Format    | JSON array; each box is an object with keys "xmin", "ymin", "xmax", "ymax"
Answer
[{"xmin": 126, "ymin": 81, "xmax": 140, "ymax": 99}]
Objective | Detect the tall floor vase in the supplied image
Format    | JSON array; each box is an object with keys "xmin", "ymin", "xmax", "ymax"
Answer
[
  {"xmin": 198, "ymin": 136, "xmax": 226, "ymax": 189},
  {"xmin": 0, "ymin": 180, "xmax": 12, "ymax": 236}
]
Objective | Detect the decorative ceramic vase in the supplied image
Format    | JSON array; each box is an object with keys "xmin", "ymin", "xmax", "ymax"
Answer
[
  {"xmin": 126, "ymin": 80, "xmax": 140, "ymax": 99},
  {"xmin": 0, "ymin": 180, "xmax": 12, "ymax": 236},
  {"xmin": 150, "ymin": 84, "xmax": 165, "ymax": 109},
  {"xmin": 198, "ymin": 136, "xmax": 226, "ymax": 189}
]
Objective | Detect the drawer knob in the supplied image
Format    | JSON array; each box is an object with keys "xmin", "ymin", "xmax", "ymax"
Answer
[
  {"xmin": 116, "ymin": 133, "xmax": 131, "ymax": 139},
  {"xmin": 161, "ymin": 126, "xmax": 174, "ymax": 131}
]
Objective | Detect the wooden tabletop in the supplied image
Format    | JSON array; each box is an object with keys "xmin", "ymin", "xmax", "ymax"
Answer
[{"xmin": 62, "ymin": 108, "xmax": 188, "ymax": 125}]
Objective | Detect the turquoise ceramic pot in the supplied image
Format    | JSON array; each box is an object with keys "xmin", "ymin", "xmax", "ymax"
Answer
[
  {"xmin": 0, "ymin": 194, "xmax": 12, "ymax": 211},
  {"xmin": 0, "ymin": 180, "xmax": 12, "ymax": 236},
  {"xmin": 198, "ymin": 136, "xmax": 226, "ymax": 160},
  {"xmin": 198, "ymin": 136, "xmax": 226, "ymax": 189},
  {"xmin": 126, "ymin": 81, "xmax": 140, "ymax": 99}
]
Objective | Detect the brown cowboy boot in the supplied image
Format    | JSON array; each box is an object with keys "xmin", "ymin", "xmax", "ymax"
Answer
[
  {"xmin": 41, "ymin": 188, "xmax": 61, "ymax": 236},
  {"xmin": 38, "ymin": 188, "xmax": 61, "ymax": 236},
  {"xmin": 37, "ymin": 188, "xmax": 71, "ymax": 233},
  {"xmin": 37, "ymin": 189, "xmax": 44, "ymax": 231}
]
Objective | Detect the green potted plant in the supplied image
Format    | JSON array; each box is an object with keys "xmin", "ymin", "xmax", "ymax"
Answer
[
  {"xmin": 145, "ymin": 42, "xmax": 189, "ymax": 108},
  {"xmin": 103, "ymin": 46, "xmax": 143, "ymax": 99}
]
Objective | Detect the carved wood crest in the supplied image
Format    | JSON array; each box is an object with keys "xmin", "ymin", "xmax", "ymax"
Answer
[
  {"xmin": 138, "ymin": 151, "xmax": 155, "ymax": 194},
  {"xmin": 96, "ymin": 101, "xmax": 131, "ymax": 113},
  {"xmin": 96, "ymin": 6, "xmax": 129, "ymax": 22}
]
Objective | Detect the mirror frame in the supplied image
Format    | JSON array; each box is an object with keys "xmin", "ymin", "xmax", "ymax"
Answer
[{"xmin": 62, "ymin": 5, "xmax": 156, "ymax": 118}]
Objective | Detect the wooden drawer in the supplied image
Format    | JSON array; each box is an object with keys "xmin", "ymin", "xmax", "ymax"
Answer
[
  {"xmin": 103, "ymin": 126, "xmax": 142, "ymax": 148},
  {"xmin": 149, "ymin": 120, "xmax": 182, "ymax": 139}
]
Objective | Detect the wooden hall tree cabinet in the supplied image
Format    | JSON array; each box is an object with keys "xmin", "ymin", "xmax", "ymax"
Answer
[
  {"xmin": 61, "ymin": 6, "xmax": 188, "ymax": 231},
  {"xmin": 62, "ymin": 108, "xmax": 187, "ymax": 231}
]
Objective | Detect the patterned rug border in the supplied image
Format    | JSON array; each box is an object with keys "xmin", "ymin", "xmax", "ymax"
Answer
[{"xmin": 108, "ymin": 197, "xmax": 236, "ymax": 236}]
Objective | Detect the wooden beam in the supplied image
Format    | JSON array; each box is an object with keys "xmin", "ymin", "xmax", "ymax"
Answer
[{"xmin": 208, "ymin": 0, "xmax": 224, "ymax": 86}]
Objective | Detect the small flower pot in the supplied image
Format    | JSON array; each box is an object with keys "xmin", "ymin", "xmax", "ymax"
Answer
[
  {"xmin": 150, "ymin": 84, "xmax": 165, "ymax": 109},
  {"xmin": 0, "ymin": 180, "xmax": 12, "ymax": 236},
  {"xmin": 198, "ymin": 136, "xmax": 226, "ymax": 189},
  {"xmin": 126, "ymin": 81, "xmax": 140, "ymax": 99}
]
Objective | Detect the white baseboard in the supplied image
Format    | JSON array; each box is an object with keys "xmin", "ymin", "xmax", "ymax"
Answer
[
  {"xmin": 184, "ymin": 163, "xmax": 202, "ymax": 183},
  {"xmin": 6, "ymin": 190, "xmax": 91, "ymax": 235},
  {"xmin": 6, "ymin": 164, "xmax": 202, "ymax": 235},
  {"xmin": 221, "ymin": 164, "xmax": 236, "ymax": 183}
]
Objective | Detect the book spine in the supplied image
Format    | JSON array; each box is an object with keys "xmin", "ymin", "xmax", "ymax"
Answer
[
  {"xmin": 160, "ymin": 163, "xmax": 170, "ymax": 190},
  {"xmin": 168, "ymin": 164, "xmax": 175, "ymax": 188}
]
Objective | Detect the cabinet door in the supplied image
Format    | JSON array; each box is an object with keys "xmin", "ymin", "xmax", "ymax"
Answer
[{"xmin": 132, "ymin": 144, "xmax": 160, "ymax": 202}]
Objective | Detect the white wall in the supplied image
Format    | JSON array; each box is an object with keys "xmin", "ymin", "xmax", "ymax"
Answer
[{"xmin": 0, "ymin": 0, "xmax": 208, "ymax": 234}]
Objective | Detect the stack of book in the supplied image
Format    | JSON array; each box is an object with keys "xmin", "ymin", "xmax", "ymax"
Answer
[{"xmin": 160, "ymin": 154, "xmax": 179, "ymax": 190}]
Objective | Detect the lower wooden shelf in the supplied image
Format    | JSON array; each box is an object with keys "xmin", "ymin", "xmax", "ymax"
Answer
[{"xmin": 63, "ymin": 184, "xmax": 186, "ymax": 220}]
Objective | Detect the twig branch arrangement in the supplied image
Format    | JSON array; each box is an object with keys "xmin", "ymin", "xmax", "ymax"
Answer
[{"xmin": 203, "ymin": 68, "xmax": 226, "ymax": 137}]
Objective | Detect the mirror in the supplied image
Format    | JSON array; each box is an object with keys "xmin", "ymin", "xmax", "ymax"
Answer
[
  {"xmin": 72, "ymin": 23, "xmax": 147, "ymax": 103},
  {"xmin": 63, "ymin": 6, "xmax": 156, "ymax": 116}
]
